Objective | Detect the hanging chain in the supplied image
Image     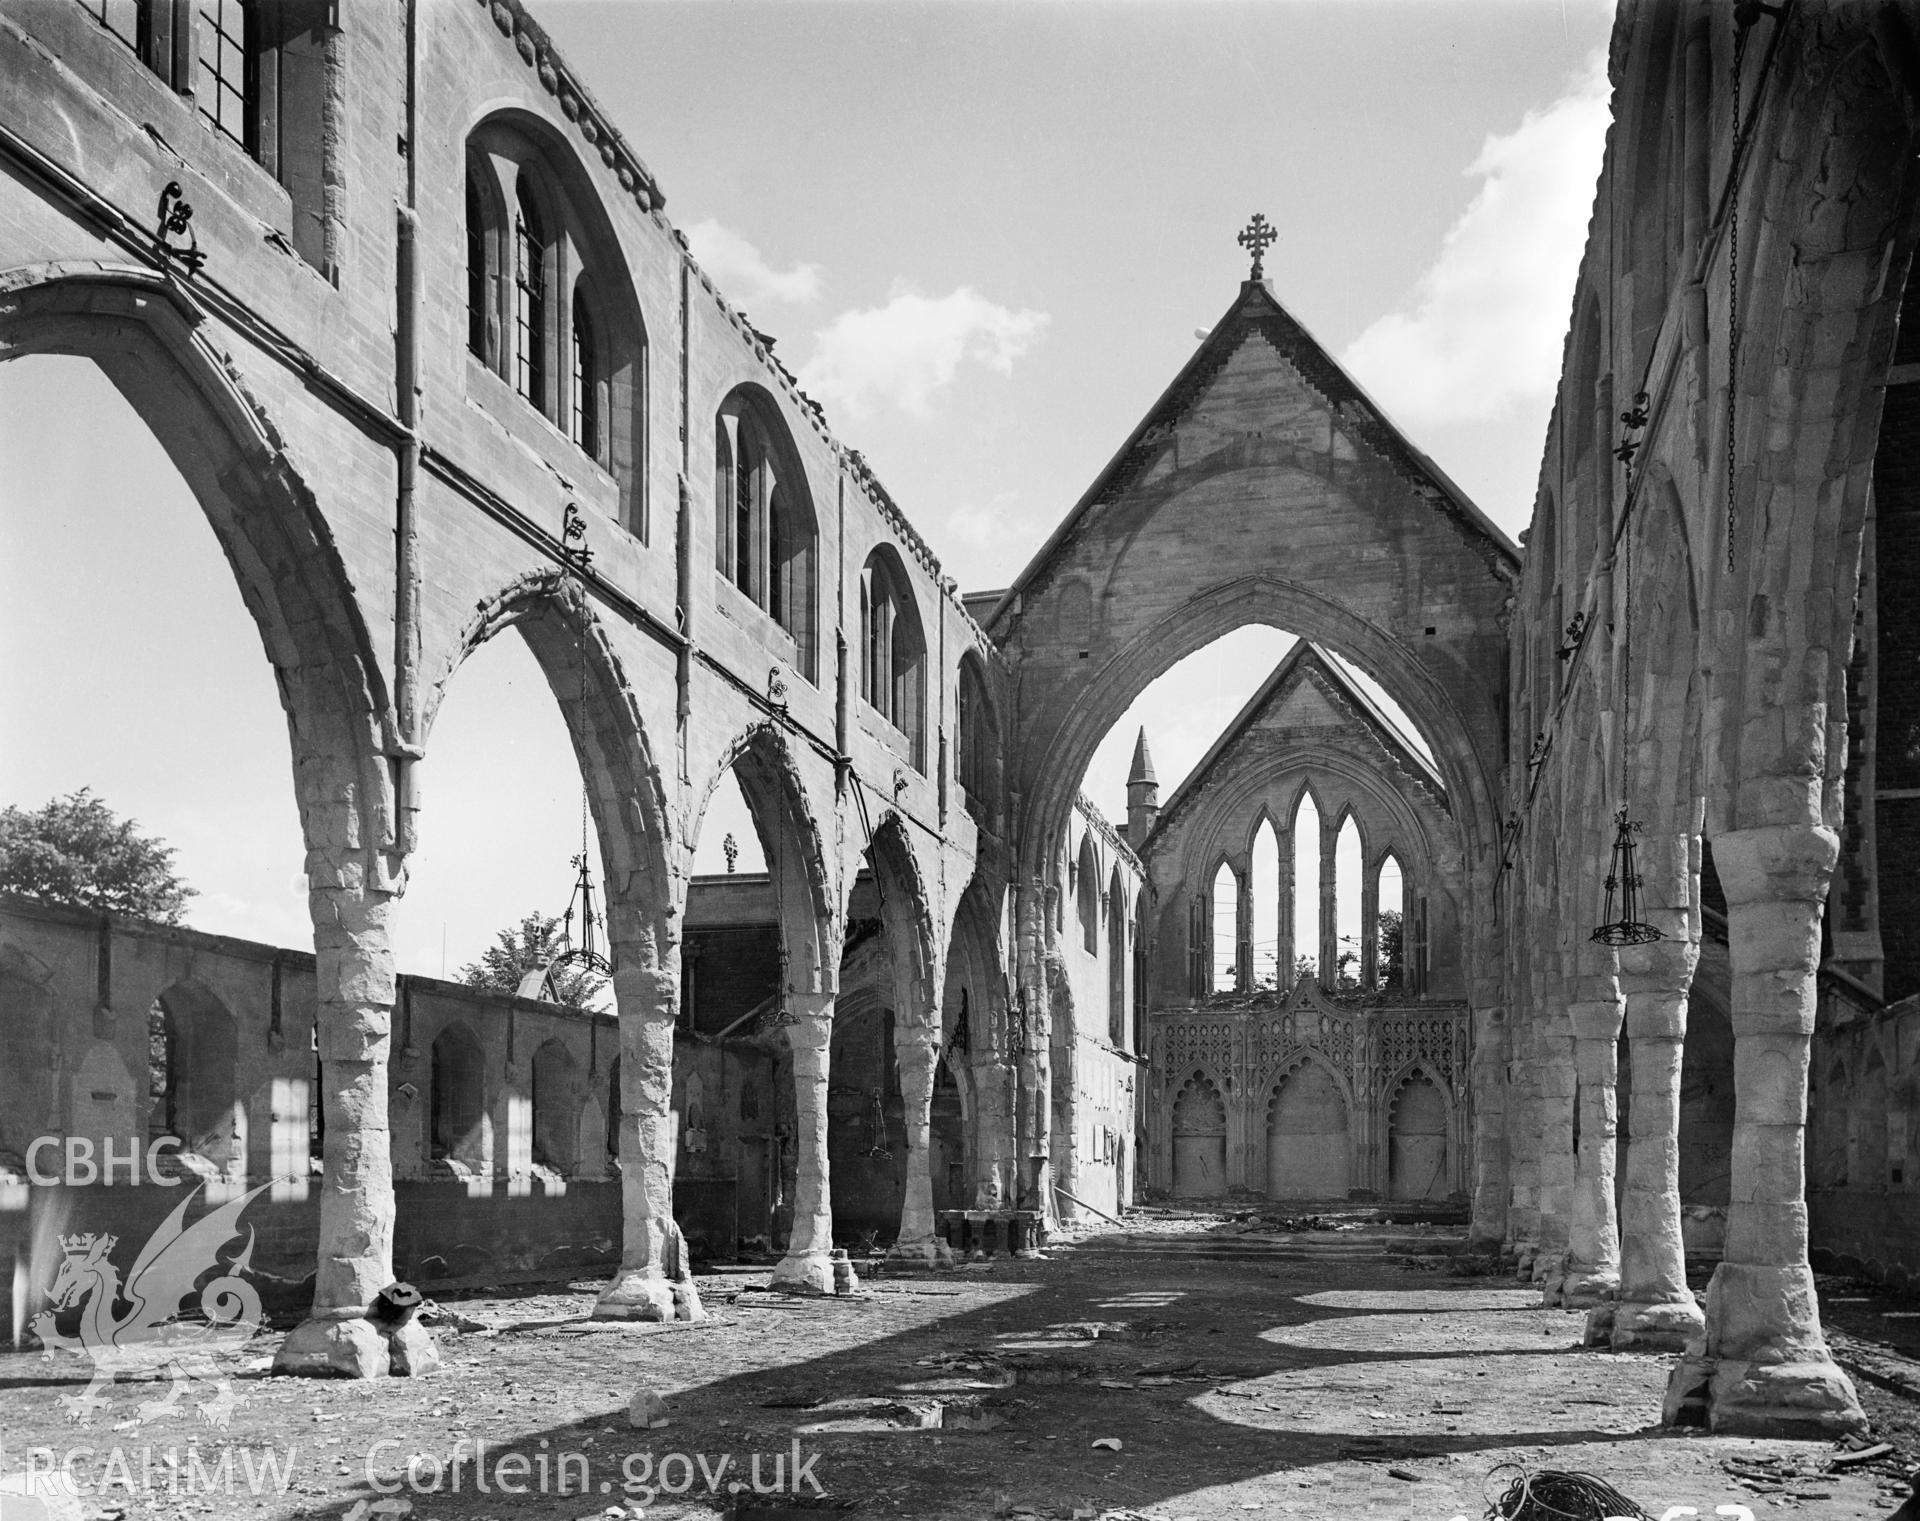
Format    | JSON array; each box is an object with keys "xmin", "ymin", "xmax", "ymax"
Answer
[
  {"xmin": 1620, "ymin": 517, "xmax": 1634, "ymax": 785},
  {"xmin": 1726, "ymin": 17, "xmax": 1748, "ymax": 577},
  {"xmin": 578, "ymin": 617, "xmax": 591, "ymax": 863},
  {"xmin": 558, "ymin": 503, "xmax": 603, "ymax": 968}
]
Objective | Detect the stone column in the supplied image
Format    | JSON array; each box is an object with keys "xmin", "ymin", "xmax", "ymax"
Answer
[
  {"xmin": 971, "ymin": 1045, "xmax": 1016, "ymax": 1208},
  {"xmin": 276, "ymin": 880, "xmax": 436, "ymax": 1377},
  {"xmin": 1612, "ymin": 921, "xmax": 1705, "ymax": 1351},
  {"xmin": 891, "ymin": 1000, "xmax": 952, "ymax": 1263},
  {"xmin": 1235, "ymin": 867, "xmax": 1253, "ymax": 991},
  {"xmin": 771, "ymin": 991, "xmax": 838, "ymax": 1292},
  {"xmin": 1277, "ymin": 827, "xmax": 1295, "ymax": 987},
  {"xmin": 1360, "ymin": 868, "xmax": 1380, "ymax": 992},
  {"xmin": 1467, "ymin": 996, "xmax": 1508, "ymax": 1248},
  {"xmin": 1668, "ymin": 825, "xmax": 1865, "ymax": 1435},
  {"xmin": 1506, "ymin": 956, "xmax": 1545, "ymax": 1272},
  {"xmin": 1015, "ymin": 878, "xmax": 1054, "ymax": 1217},
  {"xmin": 1534, "ymin": 981, "xmax": 1576, "ymax": 1300},
  {"xmin": 1565, "ymin": 986, "xmax": 1624, "ymax": 1314},
  {"xmin": 1044, "ymin": 947, "xmax": 1078, "ymax": 1221},
  {"xmin": 594, "ymin": 950, "xmax": 704, "ymax": 1322},
  {"xmin": 1319, "ymin": 815, "xmax": 1338, "ymax": 982}
]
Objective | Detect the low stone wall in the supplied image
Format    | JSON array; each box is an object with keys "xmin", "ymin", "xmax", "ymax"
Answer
[{"xmin": 0, "ymin": 1175, "xmax": 621, "ymax": 1320}]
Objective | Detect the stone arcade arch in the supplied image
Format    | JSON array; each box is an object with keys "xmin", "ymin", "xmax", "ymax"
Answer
[
  {"xmin": 986, "ymin": 290, "xmax": 1515, "ymax": 1213},
  {"xmin": 1500, "ymin": 5, "xmax": 1920, "ymax": 1432},
  {"xmin": 853, "ymin": 809, "xmax": 944, "ymax": 1261},
  {"xmin": 689, "ymin": 721, "xmax": 838, "ymax": 1291},
  {"xmin": 1, "ymin": 1, "xmax": 993, "ymax": 1379},
  {"xmin": 0, "ymin": 265, "xmax": 409, "ymax": 1376},
  {"xmin": 941, "ymin": 876, "xmax": 1012, "ymax": 1208},
  {"xmin": 428, "ymin": 569, "xmax": 697, "ymax": 1322}
]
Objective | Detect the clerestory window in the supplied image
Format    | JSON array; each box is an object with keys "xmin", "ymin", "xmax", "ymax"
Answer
[
  {"xmin": 715, "ymin": 390, "xmax": 819, "ymax": 680},
  {"xmin": 859, "ymin": 547, "xmax": 926, "ymax": 768},
  {"xmin": 464, "ymin": 117, "xmax": 649, "ymax": 537},
  {"xmin": 73, "ymin": 0, "xmax": 333, "ymax": 267}
]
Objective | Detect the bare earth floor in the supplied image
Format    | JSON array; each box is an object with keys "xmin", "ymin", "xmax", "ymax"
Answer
[{"xmin": 5, "ymin": 1215, "xmax": 1919, "ymax": 1520}]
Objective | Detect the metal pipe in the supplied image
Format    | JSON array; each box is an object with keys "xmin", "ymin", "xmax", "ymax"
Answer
[
  {"xmin": 390, "ymin": 1, "xmax": 424, "ymax": 855},
  {"xmin": 834, "ymin": 469, "xmax": 850, "ymax": 790}
]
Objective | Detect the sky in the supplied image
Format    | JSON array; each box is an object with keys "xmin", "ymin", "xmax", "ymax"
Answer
[{"xmin": 0, "ymin": 0, "xmax": 1617, "ymax": 979}]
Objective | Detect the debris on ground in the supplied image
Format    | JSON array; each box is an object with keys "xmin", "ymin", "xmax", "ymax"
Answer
[
  {"xmin": 415, "ymin": 1298, "xmax": 492, "ymax": 1332},
  {"xmin": 626, "ymin": 1385, "xmax": 669, "ymax": 1428}
]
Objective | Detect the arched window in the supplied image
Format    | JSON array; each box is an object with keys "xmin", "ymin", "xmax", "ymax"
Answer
[
  {"xmin": 1131, "ymin": 893, "xmax": 1148, "ymax": 1047},
  {"xmin": 1334, "ymin": 814, "xmax": 1363, "ymax": 989},
  {"xmin": 956, "ymin": 653, "xmax": 997, "ymax": 804},
  {"xmin": 1211, "ymin": 860, "xmax": 1239, "ymax": 991},
  {"xmin": 531, "ymin": 1039, "xmax": 580, "ymax": 1173},
  {"xmin": 1107, "ymin": 870, "xmax": 1127, "ymax": 1047},
  {"xmin": 1250, "ymin": 815, "xmax": 1280, "ymax": 990},
  {"xmin": 859, "ymin": 547, "xmax": 926, "ymax": 767},
  {"xmin": 1188, "ymin": 890, "xmax": 1210, "ymax": 997},
  {"xmin": 1077, "ymin": 833, "xmax": 1100, "ymax": 956},
  {"xmin": 571, "ymin": 282, "xmax": 601, "ymax": 459},
  {"xmin": 1374, "ymin": 854, "xmax": 1406, "ymax": 991},
  {"xmin": 430, "ymin": 1024, "xmax": 487, "ymax": 1170},
  {"xmin": 606, "ymin": 1053, "xmax": 623, "ymax": 1168},
  {"xmin": 467, "ymin": 116, "xmax": 649, "ymax": 535},
  {"xmin": 148, "ymin": 999, "xmax": 178, "ymax": 1143},
  {"xmin": 1292, "ymin": 791, "xmax": 1322, "ymax": 986},
  {"xmin": 716, "ymin": 390, "xmax": 819, "ymax": 679},
  {"xmin": 513, "ymin": 181, "xmax": 548, "ymax": 411},
  {"xmin": 146, "ymin": 984, "xmax": 243, "ymax": 1174}
]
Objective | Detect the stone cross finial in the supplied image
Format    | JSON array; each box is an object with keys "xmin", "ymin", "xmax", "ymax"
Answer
[{"xmin": 1238, "ymin": 213, "xmax": 1277, "ymax": 280}]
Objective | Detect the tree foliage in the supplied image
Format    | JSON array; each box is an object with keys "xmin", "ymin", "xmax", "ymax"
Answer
[
  {"xmin": 0, "ymin": 789, "xmax": 194, "ymax": 923},
  {"xmin": 456, "ymin": 910, "xmax": 609, "ymax": 1010},
  {"xmin": 1378, "ymin": 908, "xmax": 1405, "ymax": 990}
]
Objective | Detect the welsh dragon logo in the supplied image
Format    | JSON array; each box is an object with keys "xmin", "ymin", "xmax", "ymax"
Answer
[{"xmin": 32, "ymin": 1181, "xmax": 270, "ymax": 1428}]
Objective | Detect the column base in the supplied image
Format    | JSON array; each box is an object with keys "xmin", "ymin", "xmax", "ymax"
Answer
[
  {"xmin": 770, "ymin": 1250, "xmax": 836, "ymax": 1294},
  {"xmin": 1580, "ymin": 1302, "xmax": 1615, "ymax": 1347},
  {"xmin": 1703, "ymin": 1358, "xmax": 1868, "ymax": 1438},
  {"xmin": 1531, "ymin": 1250, "xmax": 1568, "ymax": 1304},
  {"xmin": 591, "ymin": 1270, "xmax": 706, "ymax": 1323},
  {"xmin": 887, "ymin": 1237, "xmax": 956, "ymax": 1267},
  {"xmin": 1611, "ymin": 1297, "xmax": 1705, "ymax": 1353},
  {"xmin": 1562, "ymin": 1267, "xmax": 1619, "ymax": 1310},
  {"xmin": 273, "ymin": 1311, "xmax": 440, "ymax": 1379}
]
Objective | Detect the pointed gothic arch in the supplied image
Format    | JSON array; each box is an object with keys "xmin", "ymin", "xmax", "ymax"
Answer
[{"xmin": 1265, "ymin": 1051, "xmax": 1352, "ymax": 1200}]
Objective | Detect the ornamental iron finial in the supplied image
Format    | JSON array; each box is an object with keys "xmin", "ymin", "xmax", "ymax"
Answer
[
  {"xmin": 154, "ymin": 182, "xmax": 206, "ymax": 275},
  {"xmin": 560, "ymin": 501, "xmax": 593, "ymax": 576},
  {"xmin": 1238, "ymin": 213, "xmax": 1278, "ymax": 281}
]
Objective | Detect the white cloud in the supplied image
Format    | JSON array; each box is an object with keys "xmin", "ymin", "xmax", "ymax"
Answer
[
  {"xmin": 1340, "ymin": 50, "xmax": 1612, "ymax": 430},
  {"xmin": 944, "ymin": 490, "xmax": 1026, "ymax": 551},
  {"xmin": 683, "ymin": 218, "xmax": 823, "ymax": 307},
  {"xmin": 799, "ymin": 284, "xmax": 1049, "ymax": 421}
]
